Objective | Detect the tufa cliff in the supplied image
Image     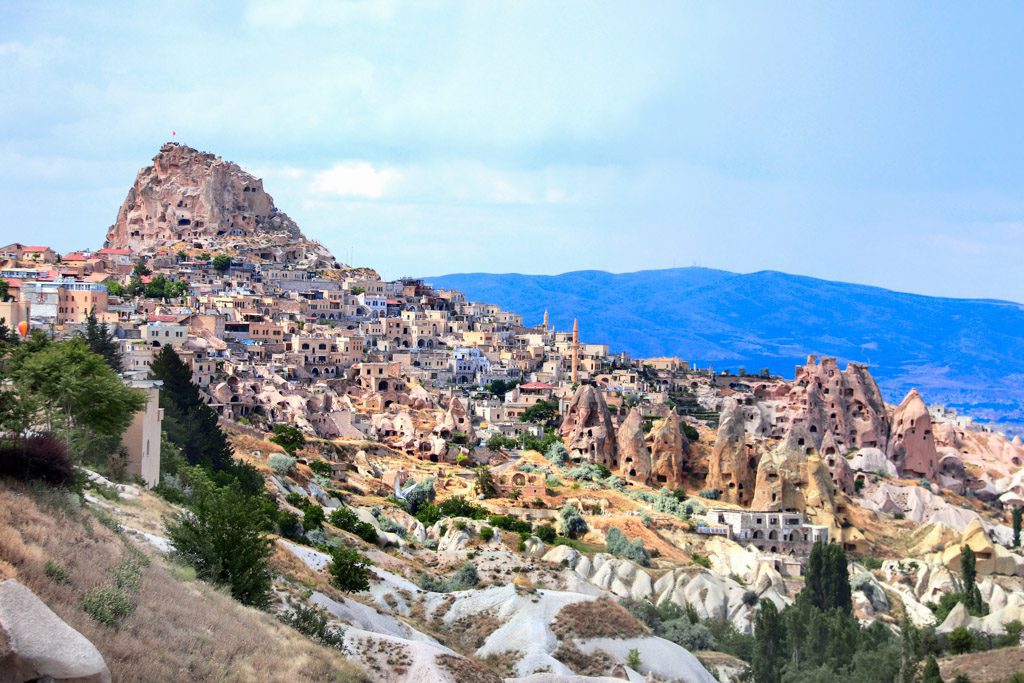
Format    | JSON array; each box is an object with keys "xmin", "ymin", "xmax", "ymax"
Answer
[{"xmin": 104, "ymin": 143, "xmax": 306, "ymax": 254}]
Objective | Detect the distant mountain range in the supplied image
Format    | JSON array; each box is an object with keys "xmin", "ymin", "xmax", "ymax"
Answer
[{"xmin": 425, "ymin": 268, "xmax": 1024, "ymax": 431}]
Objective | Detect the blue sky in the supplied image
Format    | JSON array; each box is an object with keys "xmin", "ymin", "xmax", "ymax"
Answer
[{"xmin": 2, "ymin": 1, "xmax": 1022, "ymax": 300}]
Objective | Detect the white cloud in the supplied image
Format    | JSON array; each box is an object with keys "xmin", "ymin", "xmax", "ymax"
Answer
[{"xmin": 311, "ymin": 161, "xmax": 401, "ymax": 199}]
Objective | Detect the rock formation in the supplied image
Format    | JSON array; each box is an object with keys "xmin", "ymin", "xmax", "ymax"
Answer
[
  {"xmin": 105, "ymin": 142, "xmax": 312, "ymax": 254},
  {"xmin": 887, "ymin": 389, "xmax": 939, "ymax": 480},
  {"xmin": 559, "ymin": 384, "xmax": 617, "ymax": 469},
  {"xmin": 706, "ymin": 400, "xmax": 758, "ymax": 505},
  {"xmin": 781, "ymin": 356, "xmax": 890, "ymax": 453},
  {"xmin": 750, "ymin": 426, "xmax": 839, "ymax": 526},
  {"xmin": 616, "ymin": 407, "xmax": 651, "ymax": 483},
  {"xmin": 648, "ymin": 411, "xmax": 690, "ymax": 488}
]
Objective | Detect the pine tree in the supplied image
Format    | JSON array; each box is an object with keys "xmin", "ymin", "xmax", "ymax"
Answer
[
  {"xmin": 752, "ymin": 599, "xmax": 784, "ymax": 683},
  {"xmin": 921, "ymin": 654, "xmax": 942, "ymax": 683},
  {"xmin": 802, "ymin": 542, "xmax": 852, "ymax": 614},
  {"xmin": 1013, "ymin": 507, "xmax": 1022, "ymax": 548},
  {"xmin": 150, "ymin": 345, "xmax": 233, "ymax": 472},
  {"xmin": 84, "ymin": 308, "xmax": 122, "ymax": 373},
  {"xmin": 899, "ymin": 616, "xmax": 920, "ymax": 683}
]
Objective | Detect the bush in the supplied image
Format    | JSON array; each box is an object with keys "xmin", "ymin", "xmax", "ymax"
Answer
[
  {"xmin": 535, "ymin": 524, "xmax": 557, "ymax": 544},
  {"xmin": 691, "ymin": 553, "xmax": 711, "ymax": 568},
  {"xmin": 0, "ymin": 435, "xmax": 75, "ymax": 486},
  {"xmin": 402, "ymin": 477, "xmax": 436, "ymax": 515},
  {"xmin": 488, "ymin": 514, "xmax": 532, "ymax": 535},
  {"xmin": 660, "ymin": 616, "xmax": 717, "ymax": 651},
  {"xmin": 328, "ymin": 545, "xmax": 372, "ymax": 593},
  {"xmin": 278, "ymin": 602, "xmax": 345, "ymax": 650},
  {"xmin": 698, "ymin": 488, "xmax": 722, "ymax": 500},
  {"xmin": 166, "ymin": 478, "xmax": 274, "ymax": 607},
  {"xmin": 439, "ymin": 496, "xmax": 486, "ymax": 519},
  {"xmin": 605, "ymin": 527, "xmax": 650, "ymax": 566},
  {"xmin": 567, "ymin": 462, "xmax": 611, "ymax": 482},
  {"xmin": 421, "ymin": 562, "xmax": 481, "ymax": 593},
  {"xmin": 545, "ymin": 442, "xmax": 569, "ymax": 465},
  {"xmin": 487, "ymin": 433, "xmax": 517, "ymax": 450},
  {"xmin": 626, "ymin": 647, "xmax": 641, "ymax": 669},
  {"xmin": 415, "ymin": 503, "xmax": 442, "ymax": 526},
  {"xmin": 45, "ymin": 559, "xmax": 71, "ymax": 585},
  {"xmin": 559, "ymin": 504, "xmax": 588, "ymax": 539},
  {"xmin": 479, "ymin": 526, "xmax": 494, "ymax": 542},
  {"xmin": 308, "ymin": 460, "xmax": 333, "ymax": 477},
  {"xmin": 302, "ymin": 505, "xmax": 325, "ymax": 531},
  {"xmin": 329, "ymin": 506, "xmax": 378, "ymax": 544},
  {"xmin": 268, "ymin": 454, "xmax": 296, "ymax": 475},
  {"xmin": 475, "ymin": 468, "xmax": 498, "ymax": 498},
  {"xmin": 948, "ymin": 626, "xmax": 974, "ymax": 654},
  {"xmin": 270, "ymin": 424, "xmax": 306, "ymax": 455},
  {"xmin": 81, "ymin": 585, "xmax": 135, "ymax": 626}
]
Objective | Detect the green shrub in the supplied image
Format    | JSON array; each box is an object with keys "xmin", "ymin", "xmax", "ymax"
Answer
[
  {"xmin": 605, "ymin": 527, "xmax": 650, "ymax": 566},
  {"xmin": 268, "ymin": 454, "xmax": 296, "ymax": 475},
  {"xmin": 402, "ymin": 477, "xmax": 436, "ymax": 515},
  {"xmin": 691, "ymin": 553, "xmax": 711, "ymax": 568},
  {"xmin": 278, "ymin": 602, "xmax": 345, "ymax": 650},
  {"xmin": 489, "ymin": 514, "xmax": 532, "ymax": 535},
  {"xmin": 948, "ymin": 626, "xmax": 974, "ymax": 654},
  {"xmin": 328, "ymin": 507, "xmax": 378, "ymax": 544},
  {"xmin": 44, "ymin": 560, "xmax": 71, "ymax": 585},
  {"xmin": 302, "ymin": 505, "xmax": 325, "ymax": 531},
  {"xmin": 626, "ymin": 647, "xmax": 641, "ymax": 669},
  {"xmin": 308, "ymin": 459, "xmax": 334, "ymax": 477},
  {"xmin": 479, "ymin": 526, "xmax": 494, "ymax": 541},
  {"xmin": 535, "ymin": 524, "xmax": 557, "ymax": 544},
  {"xmin": 329, "ymin": 545, "xmax": 372, "ymax": 593},
  {"xmin": 559, "ymin": 504, "xmax": 588, "ymax": 539},
  {"xmin": 166, "ymin": 478, "xmax": 273, "ymax": 607},
  {"xmin": 81, "ymin": 585, "xmax": 135, "ymax": 626}
]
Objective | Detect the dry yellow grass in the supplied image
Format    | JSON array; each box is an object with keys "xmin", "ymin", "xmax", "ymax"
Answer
[{"xmin": 0, "ymin": 480, "xmax": 368, "ymax": 682}]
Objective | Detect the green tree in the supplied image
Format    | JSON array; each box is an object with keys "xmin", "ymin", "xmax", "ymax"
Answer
[
  {"xmin": 921, "ymin": 654, "xmax": 942, "ymax": 683},
  {"xmin": 948, "ymin": 627, "xmax": 974, "ymax": 655},
  {"xmin": 211, "ymin": 254, "xmax": 232, "ymax": 273},
  {"xmin": 83, "ymin": 308, "xmax": 122, "ymax": 373},
  {"xmin": 519, "ymin": 399, "xmax": 559, "ymax": 426},
  {"xmin": 132, "ymin": 259, "xmax": 151, "ymax": 276},
  {"xmin": 752, "ymin": 599, "xmax": 784, "ymax": 683},
  {"xmin": 14, "ymin": 338, "xmax": 144, "ymax": 442},
  {"xmin": 328, "ymin": 545, "xmax": 372, "ymax": 593},
  {"xmin": 270, "ymin": 424, "xmax": 306, "ymax": 455},
  {"xmin": 802, "ymin": 542, "xmax": 852, "ymax": 614},
  {"xmin": 1013, "ymin": 507, "xmax": 1022, "ymax": 548},
  {"xmin": 150, "ymin": 345, "xmax": 234, "ymax": 472},
  {"xmin": 558, "ymin": 503, "xmax": 588, "ymax": 539},
  {"xmin": 475, "ymin": 467, "xmax": 498, "ymax": 498},
  {"xmin": 961, "ymin": 545, "xmax": 985, "ymax": 615},
  {"xmin": 166, "ymin": 475, "xmax": 273, "ymax": 607},
  {"xmin": 899, "ymin": 615, "xmax": 921, "ymax": 683},
  {"xmin": 0, "ymin": 278, "xmax": 9, "ymax": 302}
]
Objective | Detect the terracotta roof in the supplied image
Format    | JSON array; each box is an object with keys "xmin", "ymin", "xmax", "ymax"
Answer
[
  {"xmin": 22, "ymin": 246, "xmax": 52, "ymax": 252},
  {"xmin": 62, "ymin": 252, "xmax": 87, "ymax": 261},
  {"xmin": 97, "ymin": 248, "xmax": 132, "ymax": 255},
  {"xmin": 147, "ymin": 314, "xmax": 181, "ymax": 323},
  {"xmin": 520, "ymin": 381, "xmax": 555, "ymax": 390}
]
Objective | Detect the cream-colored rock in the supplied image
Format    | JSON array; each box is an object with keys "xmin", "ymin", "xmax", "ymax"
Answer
[
  {"xmin": 0, "ymin": 579, "xmax": 111, "ymax": 683},
  {"xmin": 559, "ymin": 384, "xmax": 617, "ymax": 469}
]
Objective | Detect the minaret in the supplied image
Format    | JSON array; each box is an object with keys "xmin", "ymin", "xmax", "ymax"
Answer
[
  {"xmin": 571, "ymin": 318, "xmax": 579, "ymax": 383},
  {"xmin": 542, "ymin": 309, "xmax": 549, "ymax": 330}
]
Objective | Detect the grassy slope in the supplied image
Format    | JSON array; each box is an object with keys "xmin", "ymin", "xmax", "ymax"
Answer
[{"xmin": 0, "ymin": 480, "xmax": 367, "ymax": 683}]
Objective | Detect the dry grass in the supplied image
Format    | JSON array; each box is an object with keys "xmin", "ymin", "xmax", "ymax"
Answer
[
  {"xmin": 0, "ymin": 480, "xmax": 368, "ymax": 682},
  {"xmin": 551, "ymin": 597, "xmax": 649, "ymax": 640},
  {"xmin": 551, "ymin": 642, "xmax": 619, "ymax": 677},
  {"xmin": 939, "ymin": 646, "xmax": 1024, "ymax": 682},
  {"xmin": 435, "ymin": 652, "xmax": 502, "ymax": 683}
]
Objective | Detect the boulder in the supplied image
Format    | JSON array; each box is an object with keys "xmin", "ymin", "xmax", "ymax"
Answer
[
  {"xmin": 848, "ymin": 447, "xmax": 898, "ymax": 477},
  {"xmin": 0, "ymin": 579, "xmax": 111, "ymax": 682}
]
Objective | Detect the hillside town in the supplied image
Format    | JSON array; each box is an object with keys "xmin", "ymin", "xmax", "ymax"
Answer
[{"xmin": 4, "ymin": 143, "xmax": 1024, "ymax": 682}]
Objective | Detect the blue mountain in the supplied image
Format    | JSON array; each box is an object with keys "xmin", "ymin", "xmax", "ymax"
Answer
[{"xmin": 424, "ymin": 268, "xmax": 1024, "ymax": 430}]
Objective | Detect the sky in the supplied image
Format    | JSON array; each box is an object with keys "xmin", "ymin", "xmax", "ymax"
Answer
[{"xmin": 1, "ymin": 1, "xmax": 1023, "ymax": 300}]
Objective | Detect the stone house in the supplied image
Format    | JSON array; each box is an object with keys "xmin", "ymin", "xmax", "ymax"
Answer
[{"xmin": 699, "ymin": 508, "xmax": 829, "ymax": 556}]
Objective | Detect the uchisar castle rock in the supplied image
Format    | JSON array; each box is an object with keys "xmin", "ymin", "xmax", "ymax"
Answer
[{"xmin": 3, "ymin": 142, "xmax": 1024, "ymax": 682}]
